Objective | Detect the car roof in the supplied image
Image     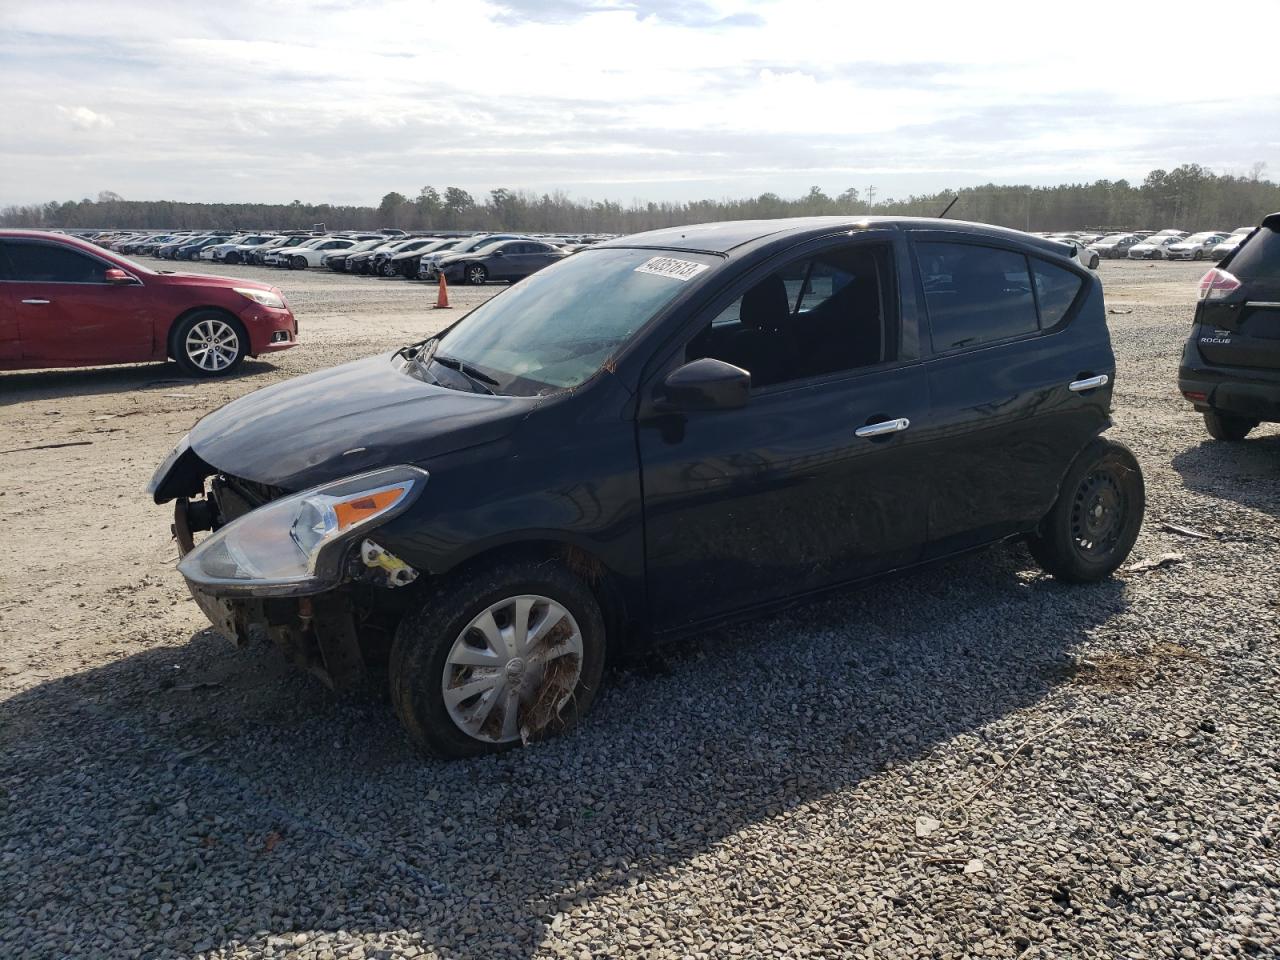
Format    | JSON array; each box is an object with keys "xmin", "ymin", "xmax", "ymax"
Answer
[{"xmin": 594, "ymin": 216, "xmax": 1070, "ymax": 258}]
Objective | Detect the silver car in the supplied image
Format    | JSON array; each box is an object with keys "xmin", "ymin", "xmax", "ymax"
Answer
[
  {"xmin": 1127, "ymin": 235, "xmax": 1182, "ymax": 260},
  {"xmin": 1165, "ymin": 232, "xmax": 1229, "ymax": 261}
]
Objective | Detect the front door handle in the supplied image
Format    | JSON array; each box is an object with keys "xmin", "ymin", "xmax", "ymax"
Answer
[
  {"xmin": 21, "ymin": 299, "xmax": 51, "ymax": 305},
  {"xmin": 1068, "ymin": 374, "xmax": 1109, "ymax": 392},
  {"xmin": 855, "ymin": 417, "xmax": 910, "ymax": 438}
]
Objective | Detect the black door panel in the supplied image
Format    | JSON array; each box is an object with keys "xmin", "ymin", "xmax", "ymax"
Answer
[{"xmin": 639, "ymin": 366, "xmax": 931, "ymax": 630}]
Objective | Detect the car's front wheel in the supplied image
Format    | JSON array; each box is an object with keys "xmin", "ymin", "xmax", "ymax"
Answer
[
  {"xmin": 291, "ymin": 255, "xmax": 308, "ymax": 270},
  {"xmin": 390, "ymin": 560, "xmax": 607, "ymax": 758},
  {"xmin": 1027, "ymin": 438, "xmax": 1144, "ymax": 583},
  {"xmin": 171, "ymin": 311, "xmax": 248, "ymax": 377},
  {"xmin": 224, "ymin": 251, "xmax": 242, "ymax": 265},
  {"xmin": 1204, "ymin": 410, "xmax": 1257, "ymax": 441},
  {"xmin": 466, "ymin": 264, "xmax": 488, "ymax": 285}
]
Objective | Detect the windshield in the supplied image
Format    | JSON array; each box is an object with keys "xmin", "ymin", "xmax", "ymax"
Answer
[{"xmin": 426, "ymin": 247, "xmax": 721, "ymax": 396}]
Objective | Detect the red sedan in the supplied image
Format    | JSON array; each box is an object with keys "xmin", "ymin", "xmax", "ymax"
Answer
[{"xmin": 0, "ymin": 230, "xmax": 297, "ymax": 377}]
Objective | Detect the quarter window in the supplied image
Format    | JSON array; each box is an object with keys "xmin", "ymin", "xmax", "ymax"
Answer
[
  {"xmin": 1032, "ymin": 259, "xmax": 1084, "ymax": 327},
  {"xmin": 916, "ymin": 242, "xmax": 1038, "ymax": 351},
  {"xmin": 3, "ymin": 242, "xmax": 110, "ymax": 284}
]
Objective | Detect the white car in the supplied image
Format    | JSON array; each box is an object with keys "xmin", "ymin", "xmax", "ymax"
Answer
[
  {"xmin": 1127, "ymin": 235, "xmax": 1182, "ymax": 260},
  {"xmin": 276, "ymin": 236, "xmax": 361, "ymax": 270},
  {"xmin": 200, "ymin": 234, "xmax": 277, "ymax": 262},
  {"xmin": 1053, "ymin": 237, "xmax": 1100, "ymax": 269},
  {"xmin": 1165, "ymin": 232, "xmax": 1229, "ymax": 261}
]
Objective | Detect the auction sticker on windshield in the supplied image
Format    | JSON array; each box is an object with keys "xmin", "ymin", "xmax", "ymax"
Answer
[{"xmin": 634, "ymin": 256, "xmax": 711, "ymax": 282}]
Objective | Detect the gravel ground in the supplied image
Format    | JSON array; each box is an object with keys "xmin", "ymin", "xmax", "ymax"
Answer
[{"xmin": 1, "ymin": 258, "xmax": 1278, "ymax": 959}]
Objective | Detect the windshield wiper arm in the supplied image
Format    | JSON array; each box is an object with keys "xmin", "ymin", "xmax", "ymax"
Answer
[{"xmin": 431, "ymin": 354, "xmax": 499, "ymax": 392}]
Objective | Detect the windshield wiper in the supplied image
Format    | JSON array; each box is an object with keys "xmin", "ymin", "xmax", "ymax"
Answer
[{"xmin": 431, "ymin": 354, "xmax": 499, "ymax": 393}]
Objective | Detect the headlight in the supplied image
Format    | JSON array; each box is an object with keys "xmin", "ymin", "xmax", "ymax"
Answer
[
  {"xmin": 178, "ymin": 465, "xmax": 428, "ymax": 596},
  {"xmin": 233, "ymin": 287, "xmax": 286, "ymax": 309}
]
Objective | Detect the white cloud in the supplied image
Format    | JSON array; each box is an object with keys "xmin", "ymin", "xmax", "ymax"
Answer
[
  {"xmin": 55, "ymin": 105, "xmax": 114, "ymax": 131},
  {"xmin": 1, "ymin": 0, "xmax": 1278, "ymax": 205}
]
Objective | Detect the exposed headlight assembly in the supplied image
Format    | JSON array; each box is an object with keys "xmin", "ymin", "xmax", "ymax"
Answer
[
  {"xmin": 234, "ymin": 287, "xmax": 287, "ymax": 309},
  {"xmin": 179, "ymin": 465, "xmax": 428, "ymax": 597}
]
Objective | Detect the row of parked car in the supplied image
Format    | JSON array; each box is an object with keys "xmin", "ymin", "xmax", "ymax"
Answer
[
  {"xmin": 1036, "ymin": 227, "xmax": 1255, "ymax": 262},
  {"xmin": 87, "ymin": 228, "xmax": 616, "ymax": 286}
]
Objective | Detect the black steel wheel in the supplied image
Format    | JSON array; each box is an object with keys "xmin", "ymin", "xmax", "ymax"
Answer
[{"xmin": 1027, "ymin": 438, "xmax": 1144, "ymax": 582}]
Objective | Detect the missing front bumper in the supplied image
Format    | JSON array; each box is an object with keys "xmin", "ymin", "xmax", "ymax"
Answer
[{"xmin": 175, "ymin": 497, "xmax": 370, "ymax": 689}]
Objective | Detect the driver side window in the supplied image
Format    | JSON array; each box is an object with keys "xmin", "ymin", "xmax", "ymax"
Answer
[
  {"xmin": 687, "ymin": 243, "xmax": 892, "ymax": 390},
  {"xmin": 3, "ymin": 242, "xmax": 109, "ymax": 284}
]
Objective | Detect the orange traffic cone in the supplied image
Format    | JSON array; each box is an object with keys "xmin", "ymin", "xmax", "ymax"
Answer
[{"xmin": 433, "ymin": 272, "xmax": 451, "ymax": 309}]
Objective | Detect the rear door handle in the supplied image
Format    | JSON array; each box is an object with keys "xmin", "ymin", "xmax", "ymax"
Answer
[
  {"xmin": 855, "ymin": 417, "xmax": 910, "ymax": 438},
  {"xmin": 1068, "ymin": 374, "xmax": 1108, "ymax": 392},
  {"xmin": 21, "ymin": 299, "xmax": 51, "ymax": 305}
]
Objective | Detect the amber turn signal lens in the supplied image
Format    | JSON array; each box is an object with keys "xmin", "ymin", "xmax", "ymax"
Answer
[{"xmin": 333, "ymin": 487, "xmax": 406, "ymax": 531}]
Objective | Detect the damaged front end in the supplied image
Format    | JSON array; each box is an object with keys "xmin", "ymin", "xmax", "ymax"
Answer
[{"xmin": 155, "ymin": 448, "xmax": 428, "ymax": 689}]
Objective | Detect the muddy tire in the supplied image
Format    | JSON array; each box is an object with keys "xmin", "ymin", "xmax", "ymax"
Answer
[
  {"xmin": 390, "ymin": 560, "xmax": 607, "ymax": 758},
  {"xmin": 1027, "ymin": 437, "xmax": 1144, "ymax": 583},
  {"xmin": 1203, "ymin": 410, "xmax": 1256, "ymax": 441},
  {"xmin": 170, "ymin": 310, "xmax": 248, "ymax": 378}
]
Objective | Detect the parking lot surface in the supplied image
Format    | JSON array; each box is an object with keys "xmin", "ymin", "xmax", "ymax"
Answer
[{"xmin": 1, "ymin": 260, "xmax": 1277, "ymax": 959}]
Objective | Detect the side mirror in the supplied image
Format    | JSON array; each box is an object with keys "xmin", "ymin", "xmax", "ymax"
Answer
[
  {"xmin": 104, "ymin": 268, "xmax": 136, "ymax": 285},
  {"xmin": 492, "ymin": 250, "xmax": 505, "ymax": 257},
  {"xmin": 658, "ymin": 358, "xmax": 750, "ymax": 412}
]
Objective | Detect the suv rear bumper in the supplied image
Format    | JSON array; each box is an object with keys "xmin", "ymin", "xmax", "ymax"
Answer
[{"xmin": 1179, "ymin": 338, "xmax": 1280, "ymax": 422}]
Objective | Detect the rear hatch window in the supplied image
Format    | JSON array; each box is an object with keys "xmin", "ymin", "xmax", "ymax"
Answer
[{"xmin": 1222, "ymin": 219, "xmax": 1280, "ymax": 280}]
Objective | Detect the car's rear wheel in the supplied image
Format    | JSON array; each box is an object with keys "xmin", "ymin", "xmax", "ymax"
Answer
[
  {"xmin": 1204, "ymin": 410, "xmax": 1257, "ymax": 441},
  {"xmin": 390, "ymin": 560, "xmax": 606, "ymax": 758},
  {"xmin": 171, "ymin": 311, "xmax": 248, "ymax": 377},
  {"xmin": 466, "ymin": 264, "xmax": 488, "ymax": 285},
  {"xmin": 1193, "ymin": 250, "xmax": 1204, "ymax": 260},
  {"xmin": 1027, "ymin": 438, "xmax": 1144, "ymax": 583},
  {"xmin": 291, "ymin": 255, "xmax": 308, "ymax": 270},
  {"xmin": 224, "ymin": 252, "xmax": 241, "ymax": 265}
]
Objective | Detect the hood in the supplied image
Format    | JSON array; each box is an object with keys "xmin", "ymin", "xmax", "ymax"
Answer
[
  {"xmin": 186, "ymin": 352, "xmax": 533, "ymax": 490},
  {"xmin": 151, "ymin": 271, "xmax": 276, "ymax": 292}
]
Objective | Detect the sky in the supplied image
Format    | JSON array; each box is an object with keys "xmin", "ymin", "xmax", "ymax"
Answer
[{"xmin": 2, "ymin": 0, "xmax": 1278, "ymax": 208}]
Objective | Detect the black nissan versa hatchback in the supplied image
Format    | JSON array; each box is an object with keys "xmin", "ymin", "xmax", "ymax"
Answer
[
  {"xmin": 148, "ymin": 217, "xmax": 1145, "ymax": 758},
  {"xmin": 1179, "ymin": 212, "xmax": 1280, "ymax": 440}
]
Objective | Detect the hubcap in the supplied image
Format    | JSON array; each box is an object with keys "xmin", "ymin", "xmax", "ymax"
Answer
[
  {"xmin": 470, "ymin": 268, "xmax": 485, "ymax": 283},
  {"xmin": 184, "ymin": 319, "xmax": 240, "ymax": 372},
  {"xmin": 441, "ymin": 594, "xmax": 584, "ymax": 743},
  {"xmin": 1070, "ymin": 468, "xmax": 1125, "ymax": 560}
]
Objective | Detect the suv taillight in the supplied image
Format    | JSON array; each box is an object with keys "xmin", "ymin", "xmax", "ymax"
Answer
[{"xmin": 1199, "ymin": 267, "xmax": 1241, "ymax": 301}]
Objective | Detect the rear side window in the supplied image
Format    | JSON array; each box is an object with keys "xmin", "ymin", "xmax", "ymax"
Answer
[
  {"xmin": 1224, "ymin": 226, "xmax": 1280, "ymax": 280},
  {"xmin": 1031, "ymin": 259, "xmax": 1084, "ymax": 327},
  {"xmin": 916, "ymin": 242, "xmax": 1037, "ymax": 351},
  {"xmin": 3, "ymin": 242, "xmax": 109, "ymax": 283}
]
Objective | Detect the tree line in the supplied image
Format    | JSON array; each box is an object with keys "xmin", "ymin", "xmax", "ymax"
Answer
[{"xmin": 4, "ymin": 164, "xmax": 1278, "ymax": 235}]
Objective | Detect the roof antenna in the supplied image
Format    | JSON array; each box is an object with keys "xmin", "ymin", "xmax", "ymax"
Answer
[{"xmin": 937, "ymin": 195, "xmax": 959, "ymax": 218}]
